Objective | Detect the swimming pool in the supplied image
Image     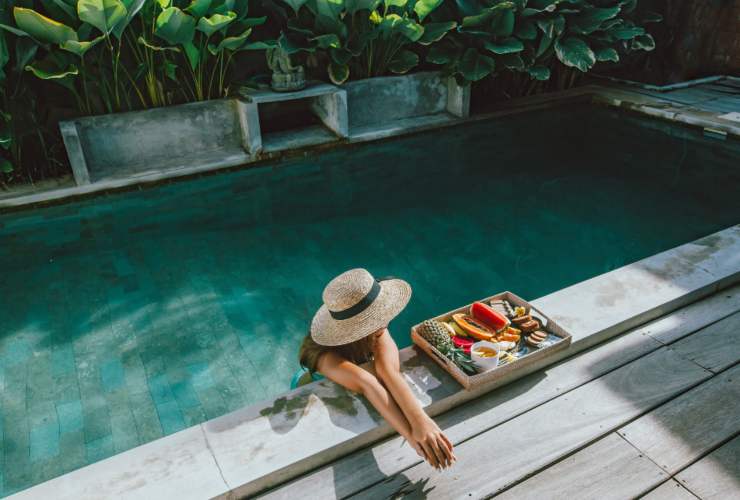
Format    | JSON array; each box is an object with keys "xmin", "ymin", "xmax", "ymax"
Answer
[{"xmin": 1, "ymin": 104, "xmax": 739, "ymax": 495}]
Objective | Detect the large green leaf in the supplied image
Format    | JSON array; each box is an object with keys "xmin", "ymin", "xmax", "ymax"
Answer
[
  {"xmin": 385, "ymin": 0, "xmax": 408, "ymax": 8},
  {"xmin": 311, "ymin": 33, "xmax": 340, "ymax": 48},
  {"xmin": 499, "ymin": 52, "xmax": 524, "ymax": 69},
  {"xmin": 414, "ymin": 0, "xmax": 442, "ymax": 22},
  {"xmin": 0, "ymin": 159, "xmax": 13, "ymax": 173},
  {"xmin": 461, "ymin": 1, "xmax": 514, "ymax": 28},
  {"xmin": 196, "ymin": 11, "xmax": 235, "ymax": 36},
  {"xmin": 554, "ymin": 36, "xmax": 595, "ymax": 72},
  {"xmin": 536, "ymin": 15, "xmax": 564, "ymax": 38},
  {"xmin": 41, "ymin": 0, "xmax": 77, "ymax": 25},
  {"xmin": 113, "ymin": 0, "xmax": 146, "ymax": 38},
  {"xmin": 569, "ymin": 6, "xmax": 620, "ymax": 35},
  {"xmin": 78, "ymin": 0, "xmax": 128, "ymax": 35},
  {"xmin": 138, "ymin": 35, "xmax": 180, "ymax": 52},
  {"xmin": 593, "ymin": 46, "xmax": 618, "ymax": 62},
  {"xmin": 183, "ymin": 40, "xmax": 199, "ymax": 68},
  {"xmin": 13, "ymin": 7, "xmax": 78, "ymax": 44},
  {"xmin": 283, "ymin": 0, "xmax": 310, "ymax": 14},
  {"xmin": 458, "ymin": 48, "xmax": 494, "ymax": 81},
  {"xmin": 609, "ymin": 23, "xmax": 644, "ymax": 40},
  {"xmin": 240, "ymin": 40, "xmax": 277, "ymax": 50},
  {"xmin": 26, "ymin": 56, "xmax": 78, "ymax": 80},
  {"xmin": 491, "ymin": 9, "xmax": 515, "ymax": 37},
  {"xmin": 60, "ymin": 34, "xmax": 106, "ymax": 56},
  {"xmin": 426, "ymin": 41, "xmax": 459, "ymax": 64},
  {"xmin": 527, "ymin": 65, "xmax": 550, "ymax": 80},
  {"xmin": 514, "ymin": 19, "xmax": 536, "ymax": 40},
  {"xmin": 345, "ymin": 0, "xmax": 381, "ymax": 13},
  {"xmin": 208, "ymin": 28, "xmax": 251, "ymax": 53},
  {"xmin": 379, "ymin": 14, "xmax": 423, "ymax": 42},
  {"xmin": 484, "ymin": 37, "xmax": 523, "ymax": 54},
  {"xmin": 535, "ymin": 32, "xmax": 552, "ymax": 57},
  {"xmin": 418, "ymin": 21, "xmax": 455, "ymax": 45},
  {"xmin": 388, "ymin": 49, "xmax": 418, "ymax": 73},
  {"xmin": 155, "ymin": 7, "xmax": 196, "ymax": 45},
  {"xmin": 185, "ymin": 0, "xmax": 212, "ymax": 17},
  {"xmin": 630, "ymin": 33, "xmax": 655, "ymax": 51},
  {"xmin": 327, "ymin": 61, "xmax": 348, "ymax": 84}
]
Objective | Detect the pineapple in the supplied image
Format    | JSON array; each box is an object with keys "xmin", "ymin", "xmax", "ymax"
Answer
[
  {"xmin": 418, "ymin": 320, "xmax": 453, "ymax": 352},
  {"xmin": 418, "ymin": 320, "xmax": 477, "ymax": 374}
]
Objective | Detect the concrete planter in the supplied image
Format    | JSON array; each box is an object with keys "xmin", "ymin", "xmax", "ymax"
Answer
[
  {"xmin": 60, "ymin": 99, "xmax": 255, "ymax": 186},
  {"xmin": 343, "ymin": 71, "xmax": 470, "ymax": 137},
  {"xmin": 59, "ymin": 72, "xmax": 469, "ymax": 187}
]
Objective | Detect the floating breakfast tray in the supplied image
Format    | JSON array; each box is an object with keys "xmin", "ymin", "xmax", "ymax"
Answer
[{"xmin": 411, "ymin": 291, "xmax": 572, "ymax": 390}]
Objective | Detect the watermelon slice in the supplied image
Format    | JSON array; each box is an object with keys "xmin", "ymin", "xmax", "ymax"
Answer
[
  {"xmin": 471, "ymin": 302, "xmax": 510, "ymax": 333},
  {"xmin": 452, "ymin": 335, "xmax": 474, "ymax": 354}
]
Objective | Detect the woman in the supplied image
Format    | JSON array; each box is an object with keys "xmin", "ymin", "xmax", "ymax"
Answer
[{"xmin": 298, "ymin": 268, "xmax": 456, "ymax": 470}]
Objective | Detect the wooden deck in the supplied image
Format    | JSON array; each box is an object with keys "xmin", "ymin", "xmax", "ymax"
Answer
[
  {"xmin": 260, "ymin": 285, "xmax": 740, "ymax": 500},
  {"xmin": 604, "ymin": 76, "xmax": 740, "ymax": 118}
]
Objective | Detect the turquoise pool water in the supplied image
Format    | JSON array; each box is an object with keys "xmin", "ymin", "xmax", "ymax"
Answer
[{"xmin": 1, "ymin": 104, "xmax": 739, "ymax": 495}]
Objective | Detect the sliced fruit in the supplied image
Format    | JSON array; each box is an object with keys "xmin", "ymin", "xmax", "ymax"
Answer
[
  {"xmin": 514, "ymin": 306, "xmax": 527, "ymax": 317},
  {"xmin": 452, "ymin": 335, "xmax": 474, "ymax": 354},
  {"xmin": 452, "ymin": 313, "xmax": 495, "ymax": 341},
  {"xmin": 498, "ymin": 333, "xmax": 520, "ymax": 343},
  {"xmin": 447, "ymin": 321, "xmax": 469, "ymax": 338},
  {"xmin": 471, "ymin": 301, "xmax": 510, "ymax": 332}
]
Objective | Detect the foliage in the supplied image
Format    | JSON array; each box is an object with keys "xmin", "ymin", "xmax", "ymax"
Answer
[
  {"xmin": 428, "ymin": 0, "xmax": 660, "ymax": 84},
  {"xmin": 0, "ymin": 0, "xmax": 272, "ymax": 115},
  {"xmin": 274, "ymin": 0, "xmax": 456, "ymax": 84}
]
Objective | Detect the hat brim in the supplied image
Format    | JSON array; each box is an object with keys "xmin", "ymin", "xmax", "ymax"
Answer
[{"xmin": 310, "ymin": 278, "xmax": 412, "ymax": 346}]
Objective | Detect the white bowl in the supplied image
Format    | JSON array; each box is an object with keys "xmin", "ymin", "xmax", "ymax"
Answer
[{"xmin": 470, "ymin": 341, "xmax": 500, "ymax": 372}]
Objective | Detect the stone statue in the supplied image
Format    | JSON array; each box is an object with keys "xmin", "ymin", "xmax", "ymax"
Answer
[{"xmin": 266, "ymin": 46, "xmax": 306, "ymax": 92}]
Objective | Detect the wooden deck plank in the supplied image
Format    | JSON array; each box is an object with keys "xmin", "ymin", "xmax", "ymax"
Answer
[
  {"xmin": 643, "ymin": 285, "xmax": 740, "ymax": 345},
  {"xmin": 494, "ymin": 433, "xmax": 668, "ymax": 500},
  {"xmin": 259, "ymin": 290, "xmax": 739, "ymax": 500},
  {"xmin": 617, "ymin": 365, "xmax": 740, "ymax": 475},
  {"xmin": 642, "ymin": 479, "xmax": 699, "ymax": 500},
  {"xmin": 674, "ymin": 436, "xmax": 740, "ymax": 500},
  {"xmin": 351, "ymin": 347, "xmax": 710, "ymax": 499},
  {"xmin": 669, "ymin": 311, "xmax": 740, "ymax": 372}
]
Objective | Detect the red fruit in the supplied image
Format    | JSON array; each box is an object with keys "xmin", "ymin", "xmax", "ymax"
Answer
[
  {"xmin": 471, "ymin": 302, "xmax": 510, "ymax": 332},
  {"xmin": 452, "ymin": 335, "xmax": 474, "ymax": 354}
]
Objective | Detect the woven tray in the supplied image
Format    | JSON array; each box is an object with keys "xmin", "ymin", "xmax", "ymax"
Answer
[{"xmin": 411, "ymin": 291, "xmax": 572, "ymax": 390}]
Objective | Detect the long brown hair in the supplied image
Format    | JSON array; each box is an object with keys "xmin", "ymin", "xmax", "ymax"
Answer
[{"xmin": 299, "ymin": 332, "xmax": 378, "ymax": 373}]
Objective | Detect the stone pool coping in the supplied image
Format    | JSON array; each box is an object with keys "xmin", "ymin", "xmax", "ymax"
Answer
[
  {"xmin": 1, "ymin": 82, "xmax": 738, "ymax": 213},
  {"xmin": 10, "ymin": 224, "xmax": 740, "ymax": 500}
]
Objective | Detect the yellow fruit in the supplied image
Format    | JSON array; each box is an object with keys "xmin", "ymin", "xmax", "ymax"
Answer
[{"xmin": 448, "ymin": 321, "xmax": 469, "ymax": 338}]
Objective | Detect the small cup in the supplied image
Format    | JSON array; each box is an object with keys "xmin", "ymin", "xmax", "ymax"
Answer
[{"xmin": 470, "ymin": 341, "xmax": 500, "ymax": 372}]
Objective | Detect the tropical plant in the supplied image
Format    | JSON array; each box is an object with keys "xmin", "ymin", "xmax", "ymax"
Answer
[
  {"xmin": 149, "ymin": 0, "xmax": 274, "ymax": 102},
  {"xmin": 275, "ymin": 0, "xmax": 456, "ymax": 84},
  {"xmin": 428, "ymin": 0, "xmax": 660, "ymax": 84},
  {"xmin": 0, "ymin": 3, "xmax": 66, "ymax": 184},
  {"xmin": 0, "ymin": 0, "xmax": 273, "ymax": 114}
]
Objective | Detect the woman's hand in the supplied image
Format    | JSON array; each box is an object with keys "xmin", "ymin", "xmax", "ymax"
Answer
[{"xmin": 410, "ymin": 415, "xmax": 456, "ymax": 470}]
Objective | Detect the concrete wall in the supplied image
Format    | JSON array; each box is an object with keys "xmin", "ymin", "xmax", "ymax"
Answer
[
  {"xmin": 68, "ymin": 99, "xmax": 247, "ymax": 183},
  {"xmin": 344, "ymin": 72, "xmax": 450, "ymax": 129},
  {"xmin": 60, "ymin": 73, "xmax": 471, "ymax": 187}
]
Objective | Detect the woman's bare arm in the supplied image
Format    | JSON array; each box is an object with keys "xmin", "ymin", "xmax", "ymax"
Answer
[
  {"xmin": 316, "ymin": 350, "xmax": 428, "ymax": 460},
  {"xmin": 373, "ymin": 329, "xmax": 456, "ymax": 469}
]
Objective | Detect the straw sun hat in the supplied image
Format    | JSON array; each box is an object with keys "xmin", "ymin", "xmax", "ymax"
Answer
[{"xmin": 311, "ymin": 269, "xmax": 412, "ymax": 346}]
